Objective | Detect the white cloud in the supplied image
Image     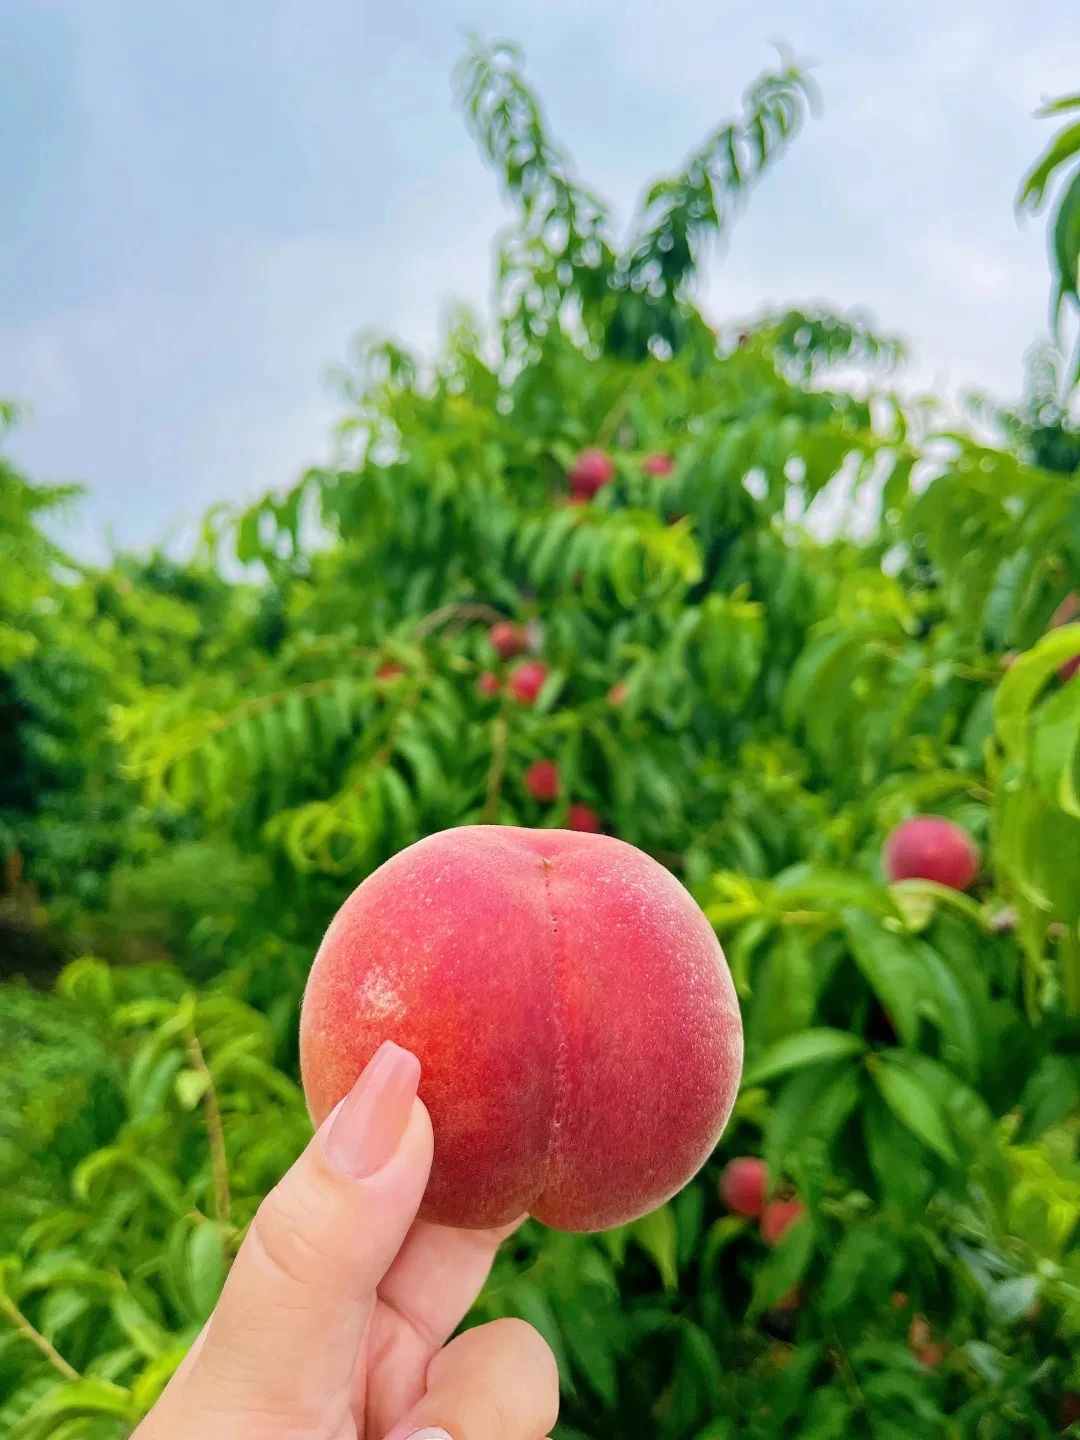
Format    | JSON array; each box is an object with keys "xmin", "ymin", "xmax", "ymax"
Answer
[{"xmin": 4, "ymin": 0, "xmax": 1079, "ymax": 558}]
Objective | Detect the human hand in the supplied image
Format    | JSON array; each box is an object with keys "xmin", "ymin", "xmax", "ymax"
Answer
[{"xmin": 133, "ymin": 1041, "xmax": 558, "ymax": 1440}]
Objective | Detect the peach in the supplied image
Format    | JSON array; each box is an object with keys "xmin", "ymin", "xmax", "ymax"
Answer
[
  {"xmin": 719, "ymin": 1156, "xmax": 767, "ymax": 1217},
  {"xmin": 476, "ymin": 671, "xmax": 501, "ymax": 698},
  {"xmin": 908, "ymin": 1314, "xmax": 945, "ymax": 1369},
  {"xmin": 607, "ymin": 682, "xmax": 629, "ymax": 707},
  {"xmin": 569, "ymin": 448, "xmax": 615, "ymax": 499},
  {"xmin": 567, "ymin": 802, "xmax": 602, "ymax": 833},
  {"xmin": 524, "ymin": 760, "xmax": 560, "ymax": 802},
  {"xmin": 642, "ymin": 453, "xmax": 675, "ymax": 477},
  {"xmin": 509, "ymin": 660, "xmax": 548, "ymax": 705},
  {"xmin": 300, "ymin": 825, "xmax": 743, "ymax": 1230},
  {"xmin": 883, "ymin": 816, "xmax": 978, "ymax": 891},
  {"xmin": 375, "ymin": 663, "xmax": 404, "ymax": 682},
  {"xmin": 760, "ymin": 1198, "xmax": 805, "ymax": 1246},
  {"xmin": 489, "ymin": 621, "xmax": 527, "ymax": 660}
]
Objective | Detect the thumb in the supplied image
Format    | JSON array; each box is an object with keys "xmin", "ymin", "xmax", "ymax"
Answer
[{"xmin": 177, "ymin": 1042, "xmax": 433, "ymax": 1431}]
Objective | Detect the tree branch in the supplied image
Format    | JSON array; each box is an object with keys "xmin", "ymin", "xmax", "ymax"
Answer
[
  {"xmin": 186, "ymin": 1032, "xmax": 231, "ymax": 1223},
  {"xmin": 0, "ymin": 1293, "xmax": 80, "ymax": 1382}
]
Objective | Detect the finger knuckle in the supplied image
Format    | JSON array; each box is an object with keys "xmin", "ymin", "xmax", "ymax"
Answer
[{"xmin": 250, "ymin": 1180, "xmax": 343, "ymax": 1294}]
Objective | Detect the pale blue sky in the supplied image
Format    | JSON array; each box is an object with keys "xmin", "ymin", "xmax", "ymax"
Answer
[{"xmin": 3, "ymin": 0, "xmax": 1079, "ymax": 556}]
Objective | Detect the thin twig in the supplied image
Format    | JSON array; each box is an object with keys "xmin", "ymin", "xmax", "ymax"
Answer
[
  {"xmin": 483, "ymin": 714, "xmax": 510, "ymax": 822},
  {"xmin": 414, "ymin": 601, "xmax": 505, "ymax": 639},
  {"xmin": 186, "ymin": 1032, "xmax": 231, "ymax": 1223},
  {"xmin": 0, "ymin": 1294, "xmax": 80, "ymax": 1382}
]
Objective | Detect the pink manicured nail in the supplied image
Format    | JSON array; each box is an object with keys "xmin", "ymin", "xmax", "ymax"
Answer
[
  {"xmin": 382, "ymin": 1428, "xmax": 453, "ymax": 1440},
  {"xmin": 324, "ymin": 1041, "xmax": 420, "ymax": 1178}
]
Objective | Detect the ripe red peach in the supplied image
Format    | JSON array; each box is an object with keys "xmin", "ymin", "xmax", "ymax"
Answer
[
  {"xmin": 567, "ymin": 803, "xmax": 602, "ymax": 833},
  {"xmin": 525, "ymin": 760, "xmax": 560, "ymax": 802},
  {"xmin": 375, "ymin": 663, "xmax": 404, "ymax": 682},
  {"xmin": 476, "ymin": 671, "xmax": 502, "ymax": 698},
  {"xmin": 509, "ymin": 660, "xmax": 548, "ymax": 705},
  {"xmin": 489, "ymin": 621, "xmax": 527, "ymax": 660},
  {"xmin": 642, "ymin": 453, "xmax": 675, "ymax": 477},
  {"xmin": 300, "ymin": 825, "xmax": 743, "ymax": 1230},
  {"xmin": 569, "ymin": 448, "xmax": 615, "ymax": 499},
  {"xmin": 607, "ymin": 682, "xmax": 628, "ymax": 707},
  {"xmin": 760, "ymin": 1198, "xmax": 806, "ymax": 1246},
  {"xmin": 719, "ymin": 1156, "xmax": 767, "ymax": 1217},
  {"xmin": 883, "ymin": 816, "xmax": 978, "ymax": 891}
]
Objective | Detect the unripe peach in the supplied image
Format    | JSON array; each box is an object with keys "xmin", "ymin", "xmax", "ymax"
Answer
[
  {"xmin": 525, "ymin": 760, "xmax": 560, "ymax": 802},
  {"xmin": 489, "ymin": 621, "xmax": 527, "ymax": 660},
  {"xmin": 719, "ymin": 1156, "xmax": 768, "ymax": 1217},
  {"xmin": 642, "ymin": 453, "xmax": 675, "ymax": 477},
  {"xmin": 567, "ymin": 803, "xmax": 602, "ymax": 833},
  {"xmin": 607, "ymin": 682, "xmax": 629, "ymax": 707},
  {"xmin": 569, "ymin": 448, "xmax": 615, "ymax": 499},
  {"xmin": 509, "ymin": 660, "xmax": 548, "ymax": 705},
  {"xmin": 760, "ymin": 1198, "xmax": 806, "ymax": 1246},
  {"xmin": 883, "ymin": 816, "xmax": 978, "ymax": 891},
  {"xmin": 476, "ymin": 671, "xmax": 502, "ymax": 698},
  {"xmin": 300, "ymin": 826, "xmax": 743, "ymax": 1230},
  {"xmin": 376, "ymin": 663, "xmax": 404, "ymax": 682}
]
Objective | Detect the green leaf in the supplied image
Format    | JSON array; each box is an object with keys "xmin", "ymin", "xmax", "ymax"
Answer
[
  {"xmin": 1031, "ymin": 677, "xmax": 1080, "ymax": 817},
  {"xmin": 870, "ymin": 1056, "xmax": 957, "ymax": 1164},
  {"xmin": 750, "ymin": 1212, "xmax": 813, "ymax": 1314},
  {"xmin": 843, "ymin": 910, "xmax": 921, "ymax": 1047},
  {"xmin": 743, "ymin": 1028, "xmax": 866, "ymax": 1086},
  {"xmin": 995, "ymin": 624, "xmax": 1080, "ymax": 755},
  {"xmin": 186, "ymin": 1222, "xmax": 227, "ymax": 1319},
  {"xmin": 630, "ymin": 1204, "xmax": 679, "ymax": 1288},
  {"xmin": 12, "ymin": 1380, "xmax": 135, "ymax": 1437}
]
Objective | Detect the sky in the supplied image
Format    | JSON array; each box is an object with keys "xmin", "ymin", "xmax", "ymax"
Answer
[{"xmin": 3, "ymin": 0, "xmax": 1079, "ymax": 559}]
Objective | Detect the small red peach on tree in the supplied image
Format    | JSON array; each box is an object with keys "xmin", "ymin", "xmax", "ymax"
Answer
[
  {"xmin": 642, "ymin": 453, "xmax": 675, "ymax": 477},
  {"xmin": 883, "ymin": 815, "xmax": 978, "ymax": 891},
  {"xmin": 760, "ymin": 1198, "xmax": 806, "ymax": 1246},
  {"xmin": 524, "ymin": 760, "xmax": 560, "ymax": 802},
  {"xmin": 719, "ymin": 1156, "xmax": 767, "ymax": 1218},
  {"xmin": 567, "ymin": 802, "xmax": 602, "ymax": 833},
  {"xmin": 509, "ymin": 660, "xmax": 548, "ymax": 705},
  {"xmin": 569, "ymin": 447, "xmax": 615, "ymax": 499},
  {"xmin": 488, "ymin": 621, "xmax": 527, "ymax": 660}
]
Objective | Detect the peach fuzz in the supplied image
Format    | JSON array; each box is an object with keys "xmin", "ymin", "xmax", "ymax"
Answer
[{"xmin": 300, "ymin": 825, "xmax": 743, "ymax": 1231}]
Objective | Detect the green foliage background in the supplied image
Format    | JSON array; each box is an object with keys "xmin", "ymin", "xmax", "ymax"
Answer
[{"xmin": 2, "ymin": 40, "xmax": 1080, "ymax": 1440}]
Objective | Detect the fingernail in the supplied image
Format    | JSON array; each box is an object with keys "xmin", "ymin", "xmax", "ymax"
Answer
[
  {"xmin": 324, "ymin": 1041, "xmax": 420, "ymax": 1178},
  {"xmin": 382, "ymin": 1427, "xmax": 453, "ymax": 1440}
]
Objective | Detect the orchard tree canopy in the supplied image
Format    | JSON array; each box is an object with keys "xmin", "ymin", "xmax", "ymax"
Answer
[{"xmin": 1, "ymin": 38, "xmax": 1079, "ymax": 1440}]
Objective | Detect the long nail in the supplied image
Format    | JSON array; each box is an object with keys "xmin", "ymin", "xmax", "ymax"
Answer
[
  {"xmin": 382, "ymin": 1427, "xmax": 453, "ymax": 1440},
  {"xmin": 324, "ymin": 1041, "xmax": 420, "ymax": 1178}
]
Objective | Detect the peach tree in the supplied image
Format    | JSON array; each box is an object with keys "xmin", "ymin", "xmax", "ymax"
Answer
[{"xmin": 2, "ymin": 41, "xmax": 1079, "ymax": 1440}]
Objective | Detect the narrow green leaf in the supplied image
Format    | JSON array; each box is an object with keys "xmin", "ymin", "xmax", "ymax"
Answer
[
  {"xmin": 871, "ymin": 1057, "xmax": 957, "ymax": 1164},
  {"xmin": 743, "ymin": 1028, "xmax": 866, "ymax": 1086}
]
